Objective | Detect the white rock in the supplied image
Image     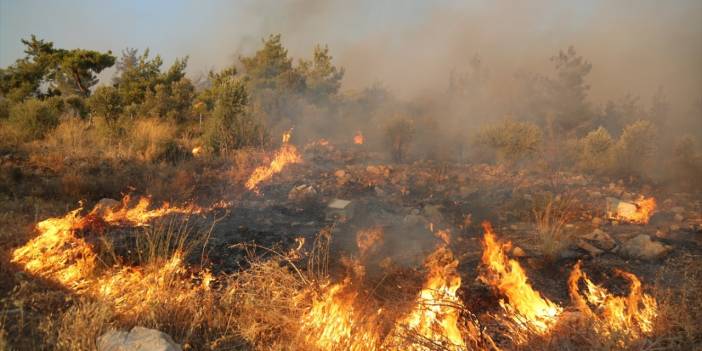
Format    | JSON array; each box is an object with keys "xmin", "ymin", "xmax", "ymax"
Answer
[{"xmin": 97, "ymin": 327, "xmax": 181, "ymax": 351}]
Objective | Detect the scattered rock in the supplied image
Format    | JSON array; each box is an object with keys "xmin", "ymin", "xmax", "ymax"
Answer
[
  {"xmin": 619, "ymin": 234, "xmax": 671, "ymax": 260},
  {"xmin": 580, "ymin": 228, "xmax": 616, "ymax": 251},
  {"xmin": 423, "ymin": 205, "xmax": 443, "ymax": 222},
  {"xmin": 674, "ymin": 213, "xmax": 684, "ymax": 222},
  {"xmin": 98, "ymin": 327, "xmax": 182, "ymax": 351},
  {"xmin": 287, "ymin": 184, "xmax": 317, "ymax": 203},
  {"xmin": 334, "ymin": 169, "xmax": 346, "ymax": 178},
  {"xmin": 577, "ymin": 240, "xmax": 604, "ymax": 256}
]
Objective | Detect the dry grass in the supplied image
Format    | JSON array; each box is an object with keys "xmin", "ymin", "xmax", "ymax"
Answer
[{"xmin": 532, "ymin": 193, "xmax": 575, "ymax": 261}]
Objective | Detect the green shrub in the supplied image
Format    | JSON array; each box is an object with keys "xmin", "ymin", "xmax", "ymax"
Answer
[
  {"xmin": 477, "ymin": 120, "xmax": 543, "ymax": 165},
  {"xmin": 613, "ymin": 120, "xmax": 657, "ymax": 176},
  {"xmin": 202, "ymin": 79, "xmax": 264, "ymax": 154},
  {"xmin": 576, "ymin": 126, "xmax": 615, "ymax": 174},
  {"xmin": 7, "ymin": 98, "xmax": 60, "ymax": 141},
  {"xmin": 88, "ymin": 86, "xmax": 123, "ymax": 124}
]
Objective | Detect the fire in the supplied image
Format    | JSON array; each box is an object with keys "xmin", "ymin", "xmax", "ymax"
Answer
[
  {"xmin": 11, "ymin": 208, "xmax": 97, "ymax": 288},
  {"xmin": 479, "ymin": 222, "xmax": 562, "ymax": 334},
  {"xmin": 11, "ymin": 195, "xmax": 201, "ymax": 290},
  {"xmin": 301, "ymin": 229, "xmax": 474, "ymax": 350},
  {"xmin": 301, "ymin": 279, "xmax": 382, "ymax": 351},
  {"xmin": 388, "ymin": 244, "xmax": 467, "ymax": 350},
  {"xmin": 354, "ymin": 131, "xmax": 364, "ymax": 145},
  {"xmin": 608, "ymin": 196, "xmax": 656, "ymax": 224},
  {"xmin": 568, "ymin": 261, "xmax": 657, "ymax": 339},
  {"xmin": 356, "ymin": 226, "xmax": 384, "ymax": 257},
  {"xmin": 99, "ymin": 195, "xmax": 202, "ymax": 226},
  {"xmin": 245, "ymin": 130, "xmax": 302, "ymax": 192}
]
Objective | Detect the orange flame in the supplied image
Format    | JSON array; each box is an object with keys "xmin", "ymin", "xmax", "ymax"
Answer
[
  {"xmin": 608, "ymin": 196, "xmax": 656, "ymax": 224},
  {"xmin": 388, "ymin": 244, "xmax": 467, "ymax": 350},
  {"xmin": 568, "ymin": 261, "xmax": 657, "ymax": 339},
  {"xmin": 479, "ymin": 222, "xmax": 562, "ymax": 334},
  {"xmin": 11, "ymin": 196, "xmax": 201, "ymax": 290},
  {"xmin": 356, "ymin": 227, "xmax": 384, "ymax": 257},
  {"xmin": 354, "ymin": 131, "xmax": 364, "ymax": 145},
  {"xmin": 301, "ymin": 279, "xmax": 382, "ymax": 351},
  {"xmin": 245, "ymin": 131, "xmax": 302, "ymax": 192}
]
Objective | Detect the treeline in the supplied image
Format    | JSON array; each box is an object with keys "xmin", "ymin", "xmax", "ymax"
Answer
[{"xmin": 0, "ymin": 35, "xmax": 700, "ymax": 188}]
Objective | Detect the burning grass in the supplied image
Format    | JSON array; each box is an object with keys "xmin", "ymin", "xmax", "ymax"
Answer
[{"xmin": 245, "ymin": 130, "xmax": 302, "ymax": 192}]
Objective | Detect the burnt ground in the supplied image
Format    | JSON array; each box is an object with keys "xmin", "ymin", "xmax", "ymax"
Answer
[{"xmin": 196, "ymin": 143, "xmax": 702, "ymax": 316}]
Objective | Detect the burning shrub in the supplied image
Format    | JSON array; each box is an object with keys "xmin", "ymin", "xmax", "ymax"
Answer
[
  {"xmin": 476, "ymin": 120, "xmax": 542, "ymax": 166},
  {"xmin": 384, "ymin": 117, "xmax": 415, "ymax": 162},
  {"xmin": 43, "ymin": 300, "xmax": 116, "ymax": 351}
]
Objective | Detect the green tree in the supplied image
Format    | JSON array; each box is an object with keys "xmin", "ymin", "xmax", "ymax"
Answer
[
  {"xmin": 298, "ymin": 45, "xmax": 344, "ymax": 104},
  {"xmin": 0, "ymin": 35, "xmax": 115, "ymax": 99}
]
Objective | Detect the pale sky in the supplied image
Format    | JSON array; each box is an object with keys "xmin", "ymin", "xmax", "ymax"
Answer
[{"xmin": 1, "ymin": 0, "xmax": 700, "ymax": 103}]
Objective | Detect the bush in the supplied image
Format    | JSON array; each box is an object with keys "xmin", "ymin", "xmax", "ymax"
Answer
[
  {"xmin": 88, "ymin": 86, "xmax": 123, "ymax": 124},
  {"xmin": 477, "ymin": 120, "xmax": 542, "ymax": 165},
  {"xmin": 613, "ymin": 120, "xmax": 657, "ymax": 177},
  {"xmin": 575, "ymin": 126, "xmax": 615, "ymax": 174},
  {"xmin": 7, "ymin": 98, "xmax": 60, "ymax": 141},
  {"xmin": 129, "ymin": 118, "xmax": 178, "ymax": 162},
  {"xmin": 202, "ymin": 79, "xmax": 264, "ymax": 154},
  {"xmin": 384, "ymin": 117, "xmax": 415, "ymax": 162}
]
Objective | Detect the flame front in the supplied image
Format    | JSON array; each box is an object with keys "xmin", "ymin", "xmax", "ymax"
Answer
[
  {"xmin": 11, "ymin": 196, "xmax": 205, "ymax": 313},
  {"xmin": 568, "ymin": 261, "xmax": 657, "ymax": 340},
  {"xmin": 479, "ymin": 222, "xmax": 562, "ymax": 334},
  {"xmin": 354, "ymin": 131, "xmax": 364, "ymax": 145},
  {"xmin": 245, "ymin": 131, "xmax": 302, "ymax": 192}
]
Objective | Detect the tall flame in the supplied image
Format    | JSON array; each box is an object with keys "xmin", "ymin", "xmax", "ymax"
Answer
[
  {"xmin": 568, "ymin": 261, "xmax": 657, "ymax": 339},
  {"xmin": 479, "ymin": 222, "xmax": 562, "ymax": 334},
  {"xmin": 388, "ymin": 244, "xmax": 467, "ymax": 350},
  {"xmin": 245, "ymin": 130, "xmax": 302, "ymax": 192},
  {"xmin": 301, "ymin": 279, "xmax": 382, "ymax": 351}
]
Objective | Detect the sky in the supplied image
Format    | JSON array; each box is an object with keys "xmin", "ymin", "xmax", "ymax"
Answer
[{"xmin": 1, "ymin": 0, "xmax": 701, "ymax": 104}]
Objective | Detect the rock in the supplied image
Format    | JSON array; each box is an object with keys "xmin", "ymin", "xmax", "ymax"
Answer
[
  {"xmin": 92, "ymin": 198, "xmax": 121, "ymax": 216},
  {"xmin": 334, "ymin": 169, "xmax": 346, "ymax": 178},
  {"xmin": 403, "ymin": 214, "xmax": 426, "ymax": 226},
  {"xmin": 326, "ymin": 199, "xmax": 353, "ymax": 221},
  {"xmin": 581, "ymin": 229, "xmax": 616, "ymax": 251},
  {"xmin": 328, "ymin": 199, "xmax": 351, "ymax": 209},
  {"xmin": 619, "ymin": 234, "xmax": 671, "ymax": 260},
  {"xmin": 606, "ymin": 197, "xmax": 637, "ymax": 221},
  {"xmin": 97, "ymin": 327, "xmax": 181, "ymax": 351},
  {"xmin": 674, "ymin": 213, "xmax": 684, "ymax": 222},
  {"xmin": 577, "ymin": 239, "xmax": 604, "ymax": 256},
  {"xmin": 287, "ymin": 184, "xmax": 317, "ymax": 204}
]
